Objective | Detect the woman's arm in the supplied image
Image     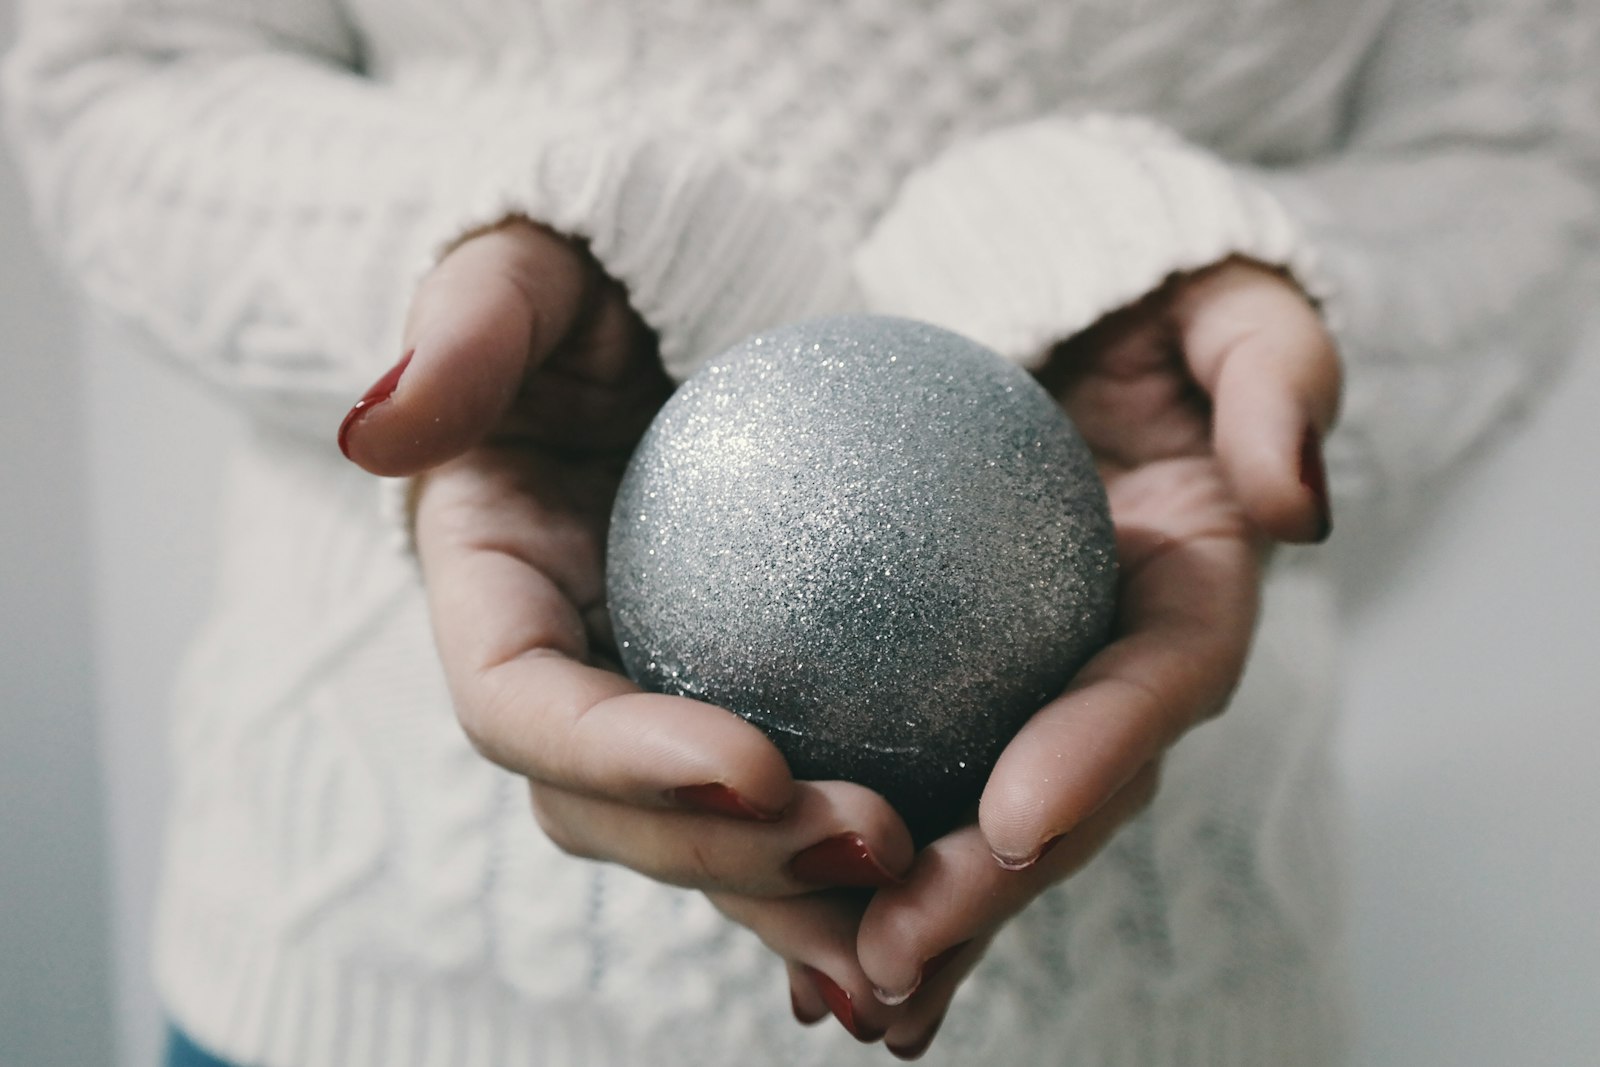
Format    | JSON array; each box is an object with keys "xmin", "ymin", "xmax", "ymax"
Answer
[
  {"xmin": 3, "ymin": 0, "xmax": 856, "ymax": 437},
  {"xmin": 857, "ymin": 0, "xmax": 1599, "ymax": 522}
]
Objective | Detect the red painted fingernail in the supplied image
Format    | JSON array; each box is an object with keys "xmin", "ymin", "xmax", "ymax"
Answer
[
  {"xmin": 873, "ymin": 940, "xmax": 972, "ymax": 1006},
  {"xmin": 788, "ymin": 833, "xmax": 900, "ymax": 888},
  {"xmin": 993, "ymin": 832, "xmax": 1065, "ymax": 872},
  {"xmin": 1299, "ymin": 425, "xmax": 1333, "ymax": 542},
  {"xmin": 338, "ymin": 350, "xmax": 413, "ymax": 459},
  {"xmin": 791, "ymin": 984, "xmax": 827, "ymax": 1026},
  {"xmin": 887, "ymin": 1012, "xmax": 947, "ymax": 1061},
  {"xmin": 667, "ymin": 783, "xmax": 781, "ymax": 822},
  {"xmin": 802, "ymin": 967, "xmax": 884, "ymax": 1043}
]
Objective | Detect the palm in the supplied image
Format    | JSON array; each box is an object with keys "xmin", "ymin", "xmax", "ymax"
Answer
[
  {"xmin": 1038, "ymin": 291, "xmax": 1263, "ymax": 683},
  {"xmin": 449, "ymin": 285, "xmax": 672, "ymax": 668}
]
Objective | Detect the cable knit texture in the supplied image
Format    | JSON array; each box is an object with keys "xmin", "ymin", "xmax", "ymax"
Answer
[{"xmin": 5, "ymin": 2, "xmax": 1598, "ymax": 1065}]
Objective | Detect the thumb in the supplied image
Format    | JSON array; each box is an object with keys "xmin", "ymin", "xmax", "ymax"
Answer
[
  {"xmin": 338, "ymin": 221, "xmax": 593, "ymax": 476},
  {"xmin": 1174, "ymin": 259, "xmax": 1341, "ymax": 544}
]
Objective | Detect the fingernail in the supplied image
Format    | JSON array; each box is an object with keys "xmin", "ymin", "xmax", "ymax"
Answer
[
  {"xmin": 791, "ymin": 984, "xmax": 827, "ymax": 1026},
  {"xmin": 873, "ymin": 983, "xmax": 916, "ymax": 1008},
  {"xmin": 1299, "ymin": 425, "xmax": 1333, "ymax": 542},
  {"xmin": 887, "ymin": 1012, "xmax": 947, "ymax": 1061},
  {"xmin": 992, "ymin": 832, "xmax": 1065, "ymax": 872},
  {"xmin": 802, "ymin": 966, "xmax": 885, "ymax": 1043},
  {"xmin": 667, "ymin": 783, "xmax": 781, "ymax": 822},
  {"xmin": 338, "ymin": 350, "xmax": 413, "ymax": 459},
  {"xmin": 872, "ymin": 940, "xmax": 972, "ymax": 1006},
  {"xmin": 788, "ymin": 833, "xmax": 900, "ymax": 888}
]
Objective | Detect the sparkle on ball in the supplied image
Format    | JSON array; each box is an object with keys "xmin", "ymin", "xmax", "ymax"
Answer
[{"xmin": 607, "ymin": 315, "xmax": 1117, "ymax": 843}]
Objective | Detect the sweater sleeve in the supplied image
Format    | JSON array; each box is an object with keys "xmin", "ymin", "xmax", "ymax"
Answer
[
  {"xmin": 1, "ymin": 0, "xmax": 858, "ymax": 440},
  {"xmin": 854, "ymin": 0, "xmax": 1600, "ymax": 518}
]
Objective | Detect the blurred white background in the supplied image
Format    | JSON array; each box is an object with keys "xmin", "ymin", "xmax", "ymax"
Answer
[{"xmin": 3, "ymin": 9, "xmax": 1597, "ymax": 1065}]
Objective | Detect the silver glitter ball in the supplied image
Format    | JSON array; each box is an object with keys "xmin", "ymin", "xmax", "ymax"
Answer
[{"xmin": 607, "ymin": 315, "xmax": 1117, "ymax": 842}]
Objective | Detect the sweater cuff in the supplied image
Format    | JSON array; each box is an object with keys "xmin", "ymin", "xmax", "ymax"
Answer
[
  {"xmin": 855, "ymin": 113, "xmax": 1331, "ymax": 367},
  {"xmin": 387, "ymin": 126, "xmax": 863, "ymax": 561},
  {"xmin": 421, "ymin": 125, "xmax": 861, "ymax": 382}
]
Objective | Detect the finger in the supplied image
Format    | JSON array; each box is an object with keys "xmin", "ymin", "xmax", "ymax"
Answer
[
  {"xmin": 477, "ymin": 657, "xmax": 796, "ymax": 813},
  {"xmin": 341, "ymin": 220, "xmax": 594, "ymax": 475},
  {"xmin": 788, "ymin": 961, "xmax": 830, "ymax": 1026},
  {"xmin": 489, "ymin": 278, "xmax": 670, "ymax": 457},
  {"xmin": 1172, "ymin": 258, "xmax": 1342, "ymax": 542},
  {"xmin": 878, "ymin": 940, "xmax": 974, "ymax": 1061},
  {"xmin": 876, "ymin": 934, "xmax": 985, "ymax": 1062},
  {"xmin": 884, "ymin": 1005, "xmax": 951, "ymax": 1061},
  {"xmin": 713, "ymin": 892, "xmax": 902, "ymax": 1044},
  {"xmin": 455, "ymin": 637, "xmax": 796, "ymax": 818},
  {"xmin": 861, "ymin": 764, "xmax": 1160, "ymax": 1012},
  {"xmin": 532, "ymin": 779, "xmax": 914, "ymax": 895},
  {"xmin": 979, "ymin": 522, "xmax": 1255, "ymax": 867}
]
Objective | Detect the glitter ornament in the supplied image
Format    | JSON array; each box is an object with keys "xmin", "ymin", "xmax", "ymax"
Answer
[{"xmin": 607, "ymin": 315, "xmax": 1117, "ymax": 843}]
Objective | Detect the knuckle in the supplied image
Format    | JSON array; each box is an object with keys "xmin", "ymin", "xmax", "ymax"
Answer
[
  {"xmin": 456, "ymin": 664, "xmax": 550, "ymax": 770},
  {"xmin": 453, "ymin": 683, "xmax": 511, "ymax": 762},
  {"xmin": 528, "ymin": 787, "xmax": 596, "ymax": 861},
  {"xmin": 678, "ymin": 834, "xmax": 724, "ymax": 888},
  {"xmin": 869, "ymin": 907, "xmax": 931, "ymax": 965}
]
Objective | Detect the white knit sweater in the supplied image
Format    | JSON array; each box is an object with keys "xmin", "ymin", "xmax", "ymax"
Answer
[{"xmin": 6, "ymin": 2, "xmax": 1598, "ymax": 1065}]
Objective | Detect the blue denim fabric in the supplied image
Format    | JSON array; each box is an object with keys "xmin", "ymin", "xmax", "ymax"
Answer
[{"xmin": 166, "ymin": 1026, "xmax": 248, "ymax": 1067}]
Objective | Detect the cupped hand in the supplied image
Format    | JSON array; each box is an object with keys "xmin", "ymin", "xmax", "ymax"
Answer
[
  {"xmin": 339, "ymin": 219, "xmax": 915, "ymax": 896},
  {"xmin": 729, "ymin": 258, "xmax": 1341, "ymax": 1057}
]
